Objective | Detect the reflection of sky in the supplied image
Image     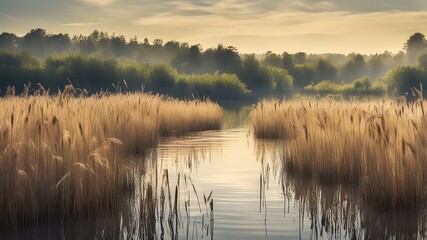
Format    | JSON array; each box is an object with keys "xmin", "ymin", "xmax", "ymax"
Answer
[
  {"xmin": 149, "ymin": 128, "xmax": 310, "ymax": 239},
  {"xmin": 1, "ymin": 0, "xmax": 427, "ymax": 54},
  {"xmin": 148, "ymin": 126, "xmax": 427, "ymax": 239}
]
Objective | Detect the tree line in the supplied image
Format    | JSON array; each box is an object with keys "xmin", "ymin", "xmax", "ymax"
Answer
[{"xmin": 1, "ymin": 29, "xmax": 427, "ymax": 99}]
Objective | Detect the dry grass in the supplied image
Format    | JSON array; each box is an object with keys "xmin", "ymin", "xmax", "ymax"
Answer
[
  {"xmin": 158, "ymin": 97, "xmax": 223, "ymax": 136},
  {"xmin": 0, "ymin": 90, "xmax": 222, "ymax": 230},
  {"xmin": 251, "ymin": 98, "xmax": 427, "ymax": 210}
]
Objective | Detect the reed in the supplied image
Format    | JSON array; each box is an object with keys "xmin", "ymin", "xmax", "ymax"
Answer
[
  {"xmin": 158, "ymin": 97, "xmax": 223, "ymax": 136},
  {"xmin": 251, "ymin": 98, "xmax": 427, "ymax": 210},
  {"xmin": 0, "ymin": 89, "xmax": 222, "ymax": 230}
]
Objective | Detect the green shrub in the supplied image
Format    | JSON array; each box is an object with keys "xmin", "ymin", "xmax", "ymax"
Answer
[
  {"xmin": 305, "ymin": 78, "xmax": 385, "ymax": 96},
  {"xmin": 148, "ymin": 64, "xmax": 176, "ymax": 89},
  {"xmin": 176, "ymin": 72, "xmax": 249, "ymax": 99},
  {"xmin": 381, "ymin": 66, "xmax": 425, "ymax": 97},
  {"xmin": 264, "ymin": 66, "xmax": 293, "ymax": 91}
]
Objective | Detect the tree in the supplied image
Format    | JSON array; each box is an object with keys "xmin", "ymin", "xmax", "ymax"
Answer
[
  {"xmin": 0, "ymin": 32, "xmax": 18, "ymax": 50},
  {"xmin": 292, "ymin": 64, "xmax": 315, "ymax": 88},
  {"xmin": 46, "ymin": 33, "xmax": 71, "ymax": 53},
  {"xmin": 404, "ymin": 32, "xmax": 427, "ymax": 64},
  {"xmin": 188, "ymin": 44, "xmax": 201, "ymax": 67},
  {"xmin": 153, "ymin": 39, "xmax": 163, "ymax": 47},
  {"xmin": 366, "ymin": 52, "xmax": 394, "ymax": 78},
  {"xmin": 22, "ymin": 28, "xmax": 47, "ymax": 56},
  {"xmin": 282, "ymin": 52, "xmax": 294, "ymax": 71},
  {"xmin": 314, "ymin": 58, "xmax": 337, "ymax": 83},
  {"xmin": 73, "ymin": 30, "xmax": 99, "ymax": 54},
  {"xmin": 383, "ymin": 66, "xmax": 424, "ymax": 98},
  {"xmin": 110, "ymin": 34, "xmax": 127, "ymax": 56},
  {"xmin": 341, "ymin": 54, "xmax": 366, "ymax": 82},
  {"xmin": 143, "ymin": 38, "xmax": 150, "ymax": 46},
  {"xmin": 418, "ymin": 53, "xmax": 427, "ymax": 72},
  {"xmin": 240, "ymin": 54, "xmax": 262, "ymax": 89},
  {"xmin": 214, "ymin": 44, "xmax": 242, "ymax": 74},
  {"xmin": 263, "ymin": 51, "xmax": 282, "ymax": 67},
  {"xmin": 294, "ymin": 52, "xmax": 307, "ymax": 64}
]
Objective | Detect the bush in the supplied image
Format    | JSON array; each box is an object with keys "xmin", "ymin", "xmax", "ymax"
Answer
[
  {"xmin": 381, "ymin": 66, "xmax": 425, "ymax": 97},
  {"xmin": 305, "ymin": 80, "xmax": 338, "ymax": 94},
  {"xmin": 0, "ymin": 50, "xmax": 44, "ymax": 92},
  {"xmin": 148, "ymin": 64, "xmax": 177, "ymax": 89},
  {"xmin": 176, "ymin": 72, "xmax": 249, "ymax": 99},
  {"xmin": 305, "ymin": 78, "xmax": 385, "ymax": 96},
  {"xmin": 264, "ymin": 66, "xmax": 293, "ymax": 91}
]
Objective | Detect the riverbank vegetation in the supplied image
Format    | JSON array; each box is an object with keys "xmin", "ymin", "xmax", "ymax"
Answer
[
  {"xmin": 251, "ymin": 98, "xmax": 427, "ymax": 210},
  {"xmin": 0, "ymin": 88, "xmax": 223, "ymax": 230},
  {"xmin": 0, "ymin": 51, "xmax": 250, "ymax": 100},
  {"xmin": 2, "ymin": 29, "xmax": 427, "ymax": 100}
]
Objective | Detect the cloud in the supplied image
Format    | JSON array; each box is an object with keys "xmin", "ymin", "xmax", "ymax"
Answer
[
  {"xmin": 79, "ymin": 0, "xmax": 113, "ymax": 6},
  {"xmin": 2, "ymin": 0, "xmax": 427, "ymax": 53},
  {"xmin": 58, "ymin": 22, "xmax": 99, "ymax": 27},
  {"xmin": 133, "ymin": 9, "xmax": 427, "ymax": 53},
  {"xmin": 288, "ymin": 0, "xmax": 427, "ymax": 12},
  {"xmin": 290, "ymin": 1, "xmax": 337, "ymax": 12}
]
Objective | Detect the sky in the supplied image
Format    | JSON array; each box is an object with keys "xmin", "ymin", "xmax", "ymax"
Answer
[{"xmin": 1, "ymin": 0, "xmax": 427, "ymax": 54}]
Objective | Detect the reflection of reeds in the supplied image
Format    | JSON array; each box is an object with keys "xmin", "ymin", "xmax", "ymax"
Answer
[
  {"xmin": 251, "ymin": 98, "xmax": 427, "ymax": 210},
  {"xmin": 134, "ymin": 169, "xmax": 214, "ymax": 239},
  {"xmin": 0, "ymin": 89, "xmax": 222, "ymax": 231},
  {"xmin": 255, "ymin": 137, "xmax": 427, "ymax": 239},
  {"xmin": 128, "ymin": 133, "xmax": 221, "ymax": 239},
  {"xmin": 282, "ymin": 173, "xmax": 427, "ymax": 239}
]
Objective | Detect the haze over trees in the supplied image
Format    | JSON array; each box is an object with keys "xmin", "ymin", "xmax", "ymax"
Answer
[{"xmin": 0, "ymin": 29, "xmax": 426, "ymax": 99}]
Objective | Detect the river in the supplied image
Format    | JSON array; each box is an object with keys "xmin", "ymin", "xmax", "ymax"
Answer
[{"xmin": 4, "ymin": 104, "xmax": 427, "ymax": 240}]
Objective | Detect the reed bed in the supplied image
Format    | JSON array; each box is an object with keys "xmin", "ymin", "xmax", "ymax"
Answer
[
  {"xmin": 158, "ymin": 97, "xmax": 223, "ymax": 136},
  {"xmin": 251, "ymin": 98, "xmax": 427, "ymax": 210},
  {"xmin": 255, "ymin": 139, "xmax": 426, "ymax": 239},
  {"xmin": 0, "ymin": 90, "xmax": 222, "ymax": 230}
]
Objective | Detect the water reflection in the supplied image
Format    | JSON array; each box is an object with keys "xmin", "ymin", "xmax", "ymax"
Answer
[
  {"xmin": 257, "ymin": 140, "xmax": 427, "ymax": 240},
  {"xmin": 120, "ymin": 149, "xmax": 216, "ymax": 240},
  {"xmin": 221, "ymin": 104, "xmax": 252, "ymax": 129}
]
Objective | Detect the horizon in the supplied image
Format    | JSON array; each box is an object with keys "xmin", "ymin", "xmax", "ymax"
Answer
[{"xmin": 2, "ymin": 0, "xmax": 427, "ymax": 55}]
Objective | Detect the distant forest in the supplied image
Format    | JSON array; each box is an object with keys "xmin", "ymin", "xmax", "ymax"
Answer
[{"xmin": 1, "ymin": 28, "xmax": 427, "ymax": 99}]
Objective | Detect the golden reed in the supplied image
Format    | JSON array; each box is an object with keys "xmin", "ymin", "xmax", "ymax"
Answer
[
  {"xmin": 0, "ymin": 90, "xmax": 222, "ymax": 229},
  {"xmin": 251, "ymin": 98, "xmax": 427, "ymax": 210}
]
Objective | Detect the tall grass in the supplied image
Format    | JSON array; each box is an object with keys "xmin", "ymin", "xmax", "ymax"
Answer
[
  {"xmin": 158, "ymin": 97, "xmax": 223, "ymax": 136},
  {"xmin": 0, "ymin": 89, "xmax": 222, "ymax": 230},
  {"xmin": 251, "ymin": 98, "xmax": 427, "ymax": 210},
  {"xmin": 255, "ymin": 139, "xmax": 426, "ymax": 239}
]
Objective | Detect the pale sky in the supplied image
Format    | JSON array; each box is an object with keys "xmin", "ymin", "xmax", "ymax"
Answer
[{"xmin": 1, "ymin": 0, "xmax": 427, "ymax": 54}]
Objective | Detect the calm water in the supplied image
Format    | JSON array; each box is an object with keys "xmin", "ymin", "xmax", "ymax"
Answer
[
  {"xmin": 4, "ymin": 105, "xmax": 427, "ymax": 239},
  {"xmin": 142, "ymin": 128, "xmax": 306, "ymax": 240}
]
